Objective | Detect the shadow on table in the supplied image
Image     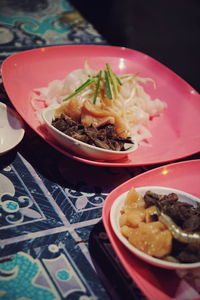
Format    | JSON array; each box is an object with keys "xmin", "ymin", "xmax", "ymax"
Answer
[
  {"xmin": 0, "ymin": 148, "xmax": 18, "ymax": 170},
  {"xmin": 88, "ymin": 220, "xmax": 146, "ymax": 300}
]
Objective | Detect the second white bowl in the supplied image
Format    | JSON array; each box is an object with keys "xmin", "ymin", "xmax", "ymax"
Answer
[{"xmin": 110, "ymin": 186, "xmax": 200, "ymax": 270}]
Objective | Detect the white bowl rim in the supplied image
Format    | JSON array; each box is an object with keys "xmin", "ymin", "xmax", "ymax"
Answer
[
  {"xmin": 110, "ymin": 185, "xmax": 200, "ymax": 270},
  {"xmin": 0, "ymin": 102, "xmax": 25, "ymax": 154},
  {"xmin": 41, "ymin": 104, "xmax": 138, "ymax": 155}
]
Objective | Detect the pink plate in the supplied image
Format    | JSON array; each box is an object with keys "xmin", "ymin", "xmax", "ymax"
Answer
[
  {"xmin": 1, "ymin": 45, "xmax": 200, "ymax": 167},
  {"xmin": 102, "ymin": 159, "xmax": 200, "ymax": 300}
]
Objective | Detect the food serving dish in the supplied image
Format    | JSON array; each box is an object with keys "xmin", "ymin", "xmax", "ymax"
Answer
[
  {"xmin": 42, "ymin": 104, "xmax": 138, "ymax": 161},
  {"xmin": 0, "ymin": 102, "xmax": 25, "ymax": 155},
  {"xmin": 1, "ymin": 45, "xmax": 200, "ymax": 166},
  {"xmin": 103, "ymin": 159, "xmax": 200, "ymax": 300},
  {"xmin": 110, "ymin": 185, "xmax": 200, "ymax": 270}
]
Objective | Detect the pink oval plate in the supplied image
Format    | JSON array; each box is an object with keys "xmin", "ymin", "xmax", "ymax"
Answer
[
  {"xmin": 102, "ymin": 159, "xmax": 200, "ymax": 300},
  {"xmin": 1, "ymin": 45, "xmax": 200, "ymax": 167}
]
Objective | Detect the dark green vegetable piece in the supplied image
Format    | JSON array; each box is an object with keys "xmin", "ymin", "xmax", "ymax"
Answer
[
  {"xmin": 93, "ymin": 70, "xmax": 102, "ymax": 104},
  {"xmin": 106, "ymin": 63, "xmax": 119, "ymax": 98},
  {"xmin": 104, "ymin": 70, "xmax": 112, "ymax": 99},
  {"xmin": 63, "ymin": 77, "xmax": 96, "ymax": 101}
]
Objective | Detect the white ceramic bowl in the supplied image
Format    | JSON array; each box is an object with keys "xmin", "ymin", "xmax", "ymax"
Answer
[
  {"xmin": 0, "ymin": 102, "xmax": 25, "ymax": 155},
  {"xmin": 110, "ymin": 186, "xmax": 200, "ymax": 270},
  {"xmin": 42, "ymin": 105, "xmax": 138, "ymax": 161}
]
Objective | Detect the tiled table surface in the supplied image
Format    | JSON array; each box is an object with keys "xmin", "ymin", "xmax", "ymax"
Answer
[{"xmin": 0, "ymin": 1, "xmax": 199, "ymax": 300}]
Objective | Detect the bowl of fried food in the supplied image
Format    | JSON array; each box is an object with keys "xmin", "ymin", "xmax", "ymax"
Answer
[{"xmin": 110, "ymin": 186, "xmax": 200, "ymax": 269}]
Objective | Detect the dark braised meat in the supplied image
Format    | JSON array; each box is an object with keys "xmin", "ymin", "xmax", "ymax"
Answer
[
  {"xmin": 144, "ymin": 191, "xmax": 200, "ymax": 232},
  {"xmin": 144, "ymin": 190, "xmax": 200, "ymax": 263},
  {"xmin": 52, "ymin": 114, "xmax": 134, "ymax": 151},
  {"xmin": 144, "ymin": 191, "xmax": 162, "ymax": 208}
]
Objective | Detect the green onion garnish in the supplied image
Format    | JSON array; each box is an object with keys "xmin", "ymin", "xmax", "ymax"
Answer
[
  {"xmin": 93, "ymin": 70, "xmax": 102, "ymax": 104},
  {"xmin": 62, "ymin": 63, "xmax": 123, "ymax": 103},
  {"xmin": 115, "ymin": 74, "xmax": 122, "ymax": 86},
  {"xmin": 106, "ymin": 63, "xmax": 119, "ymax": 98},
  {"xmin": 104, "ymin": 70, "xmax": 112, "ymax": 99},
  {"xmin": 63, "ymin": 77, "xmax": 96, "ymax": 101}
]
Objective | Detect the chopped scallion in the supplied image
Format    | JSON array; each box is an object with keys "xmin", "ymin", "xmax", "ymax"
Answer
[
  {"xmin": 63, "ymin": 77, "xmax": 95, "ymax": 101},
  {"xmin": 104, "ymin": 70, "xmax": 112, "ymax": 99},
  {"xmin": 106, "ymin": 63, "xmax": 119, "ymax": 98},
  {"xmin": 93, "ymin": 70, "xmax": 102, "ymax": 104},
  {"xmin": 63, "ymin": 63, "xmax": 123, "ymax": 103},
  {"xmin": 115, "ymin": 74, "xmax": 122, "ymax": 86}
]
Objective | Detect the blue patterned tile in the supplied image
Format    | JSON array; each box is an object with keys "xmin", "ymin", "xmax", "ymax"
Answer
[
  {"xmin": 0, "ymin": 0, "xmax": 106, "ymax": 51},
  {"xmin": 0, "ymin": 230, "xmax": 110, "ymax": 299},
  {"xmin": 0, "ymin": 154, "xmax": 65, "ymax": 241}
]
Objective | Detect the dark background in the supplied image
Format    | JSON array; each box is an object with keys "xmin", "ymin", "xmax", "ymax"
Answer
[{"xmin": 70, "ymin": 0, "xmax": 200, "ymax": 92}]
